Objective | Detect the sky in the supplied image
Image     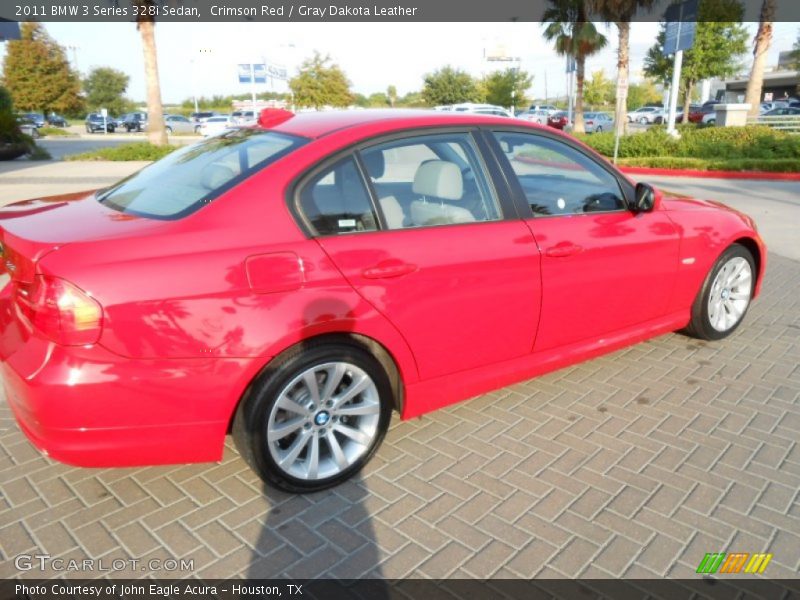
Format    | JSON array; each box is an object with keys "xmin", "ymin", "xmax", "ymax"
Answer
[{"xmin": 1, "ymin": 21, "xmax": 798, "ymax": 105}]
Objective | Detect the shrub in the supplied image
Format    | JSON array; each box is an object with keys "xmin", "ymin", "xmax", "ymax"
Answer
[
  {"xmin": 0, "ymin": 86, "xmax": 13, "ymax": 113},
  {"xmin": 39, "ymin": 126, "xmax": 74, "ymax": 137},
  {"xmin": 26, "ymin": 144, "xmax": 52, "ymax": 160},
  {"xmin": 0, "ymin": 111, "xmax": 30, "ymax": 145},
  {"xmin": 66, "ymin": 142, "xmax": 178, "ymax": 161},
  {"xmin": 617, "ymin": 157, "xmax": 800, "ymax": 172}
]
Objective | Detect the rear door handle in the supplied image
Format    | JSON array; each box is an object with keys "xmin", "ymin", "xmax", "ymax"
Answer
[
  {"xmin": 544, "ymin": 243, "xmax": 583, "ymax": 258},
  {"xmin": 362, "ymin": 261, "xmax": 418, "ymax": 279}
]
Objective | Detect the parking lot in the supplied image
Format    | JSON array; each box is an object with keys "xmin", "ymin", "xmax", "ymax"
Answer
[{"xmin": 0, "ymin": 158, "xmax": 798, "ymax": 579}]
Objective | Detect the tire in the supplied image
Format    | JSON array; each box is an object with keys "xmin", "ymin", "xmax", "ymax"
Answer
[
  {"xmin": 233, "ymin": 341, "xmax": 394, "ymax": 493},
  {"xmin": 194, "ymin": 125, "xmax": 201, "ymax": 134},
  {"xmin": 595, "ymin": 126, "xmax": 603, "ymax": 133},
  {"xmin": 707, "ymin": 119, "xmax": 716, "ymax": 125},
  {"xmin": 165, "ymin": 126, "xmax": 172, "ymax": 134},
  {"xmin": 86, "ymin": 125, "xmax": 92, "ymax": 134},
  {"xmin": 683, "ymin": 244, "xmax": 756, "ymax": 341},
  {"xmin": 640, "ymin": 117, "xmax": 649, "ymax": 125}
]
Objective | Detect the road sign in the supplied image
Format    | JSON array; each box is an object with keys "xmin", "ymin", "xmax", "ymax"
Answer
[
  {"xmin": 238, "ymin": 64, "xmax": 252, "ymax": 84},
  {"xmin": 266, "ymin": 64, "xmax": 288, "ymax": 80},
  {"xmin": 253, "ymin": 64, "xmax": 267, "ymax": 84},
  {"xmin": 663, "ymin": 0, "xmax": 698, "ymax": 56},
  {"xmin": 0, "ymin": 20, "xmax": 21, "ymax": 41},
  {"xmin": 565, "ymin": 56, "xmax": 577, "ymax": 73}
]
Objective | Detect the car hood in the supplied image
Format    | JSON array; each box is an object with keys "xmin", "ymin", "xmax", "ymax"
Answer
[{"xmin": 658, "ymin": 189, "xmax": 757, "ymax": 229}]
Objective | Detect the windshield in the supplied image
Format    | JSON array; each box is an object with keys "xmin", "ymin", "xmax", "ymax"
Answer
[{"xmin": 98, "ymin": 129, "xmax": 308, "ymax": 219}]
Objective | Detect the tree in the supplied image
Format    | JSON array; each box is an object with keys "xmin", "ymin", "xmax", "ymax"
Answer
[
  {"xmin": 583, "ymin": 69, "xmax": 615, "ymax": 108},
  {"xmin": 135, "ymin": 1, "xmax": 167, "ymax": 145},
  {"xmin": 483, "ymin": 68, "xmax": 533, "ymax": 110},
  {"xmin": 745, "ymin": 0, "xmax": 776, "ymax": 118},
  {"xmin": 84, "ymin": 67, "xmax": 134, "ymax": 115},
  {"xmin": 644, "ymin": 0, "xmax": 747, "ymax": 119},
  {"xmin": 0, "ymin": 86, "xmax": 13, "ymax": 113},
  {"xmin": 421, "ymin": 66, "xmax": 480, "ymax": 106},
  {"xmin": 626, "ymin": 80, "xmax": 661, "ymax": 110},
  {"xmin": 387, "ymin": 85, "xmax": 398, "ymax": 107},
  {"xmin": 1, "ymin": 23, "xmax": 83, "ymax": 115},
  {"xmin": 543, "ymin": 0, "xmax": 608, "ymax": 133},
  {"xmin": 367, "ymin": 92, "xmax": 390, "ymax": 107},
  {"xmin": 589, "ymin": 0, "xmax": 657, "ymax": 135},
  {"xmin": 289, "ymin": 52, "xmax": 353, "ymax": 109}
]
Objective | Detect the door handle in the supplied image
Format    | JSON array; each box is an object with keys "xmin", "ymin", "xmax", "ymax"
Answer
[
  {"xmin": 544, "ymin": 243, "xmax": 583, "ymax": 258},
  {"xmin": 362, "ymin": 261, "xmax": 418, "ymax": 279}
]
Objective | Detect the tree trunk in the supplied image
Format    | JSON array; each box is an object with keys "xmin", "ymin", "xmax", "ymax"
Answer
[
  {"xmin": 574, "ymin": 56, "xmax": 586, "ymax": 134},
  {"xmin": 138, "ymin": 19, "xmax": 167, "ymax": 146},
  {"xmin": 614, "ymin": 20, "xmax": 630, "ymax": 137},
  {"xmin": 682, "ymin": 80, "xmax": 694, "ymax": 124},
  {"xmin": 745, "ymin": 0, "xmax": 775, "ymax": 119}
]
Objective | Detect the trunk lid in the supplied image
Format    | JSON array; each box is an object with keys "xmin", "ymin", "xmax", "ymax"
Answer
[{"xmin": 0, "ymin": 190, "xmax": 166, "ymax": 283}]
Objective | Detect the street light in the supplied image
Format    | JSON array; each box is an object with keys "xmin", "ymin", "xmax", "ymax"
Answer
[{"xmin": 191, "ymin": 47, "xmax": 212, "ymax": 114}]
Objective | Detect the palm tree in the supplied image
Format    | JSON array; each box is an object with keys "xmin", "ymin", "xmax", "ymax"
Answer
[
  {"xmin": 135, "ymin": 0, "xmax": 167, "ymax": 146},
  {"xmin": 543, "ymin": 0, "xmax": 608, "ymax": 134},
  {"xmin": 745, "ymin": 0, "xmax": 776, "ymax": 118},
  {"xmin": 589, "ymin": 0, "xmax": 656, "ymax": 136}
]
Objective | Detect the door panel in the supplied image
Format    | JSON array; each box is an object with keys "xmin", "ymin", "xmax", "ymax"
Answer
[
  {"xmin": 528, "ymin": 211, "xmax": 680, "ymax": 351},
  {"xmin": 318, "ymin": 222, "xmax": 541, "ymax": 380}
]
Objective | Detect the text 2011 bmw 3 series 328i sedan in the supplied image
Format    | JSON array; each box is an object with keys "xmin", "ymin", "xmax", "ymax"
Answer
[{"xmin": 0, "ymin": 109, "xmax": 765, "ymax": 492}]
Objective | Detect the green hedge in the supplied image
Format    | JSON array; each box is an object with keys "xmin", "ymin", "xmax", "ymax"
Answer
[
  {"xmin": 66, "ymin": 142, "xmax": 178, "ymax": 161},
  {"xmin": 617, "ymin": 157, "xmax": 800, "ymax": 173},
  {"xmin": 575, "ymin": 126, "xmax": 800, "ymax": 160}
]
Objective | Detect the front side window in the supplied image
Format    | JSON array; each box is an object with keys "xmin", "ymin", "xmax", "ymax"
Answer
[
  {"xmin": 98, "ymin": 129, "xmax": 307, "ymax": 219},
  {"xmin": 297, "ymin": 156, "xmax": 378, "ymax": 236},
  {"xmin": 493, "ymin": 131, "xmax": 626, "ymax": 216},
  {"xmin": 359, "ymin": 133, "xmax": 501, "ymax": 229}
]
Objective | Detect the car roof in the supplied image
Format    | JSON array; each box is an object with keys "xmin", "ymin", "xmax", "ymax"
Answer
[{"xmin": 269, "ymin": 109, "xmax": 533, "ymax": 139}]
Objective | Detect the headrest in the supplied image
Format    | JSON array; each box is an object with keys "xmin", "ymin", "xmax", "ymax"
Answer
[
  {"xmin": 201, "ymin": 163, "xmax": 235, "ymax": 191},
  {"xmin": 412, "ymin": 160, "xmax": 463, "ymax": 201},
  {"xmin": 362, "ymin": 150, "xmax": 385, "ymax": 179}
]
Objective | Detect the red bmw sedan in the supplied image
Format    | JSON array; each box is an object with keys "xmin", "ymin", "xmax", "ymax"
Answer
[{"xmin": 0, "ymin": 110, "xmax": 765, "ymax": 492}]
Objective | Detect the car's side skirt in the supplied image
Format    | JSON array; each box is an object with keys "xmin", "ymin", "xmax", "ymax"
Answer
[{"xmin": 402, "ymin": 309, "xmax": 691, "ymax": 419}]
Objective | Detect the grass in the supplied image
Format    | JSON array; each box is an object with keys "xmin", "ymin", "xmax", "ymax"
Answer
[
  {"xmin": 65, "ymin": 142, "xmax": 178, "ymax": 161},
  {"xmin": 26, "ymin": 144, "xmax": 52, "ymax": 160},
  {"xmin": 38, "ymin": 127, "xmax": 74, "ymax": 137}
]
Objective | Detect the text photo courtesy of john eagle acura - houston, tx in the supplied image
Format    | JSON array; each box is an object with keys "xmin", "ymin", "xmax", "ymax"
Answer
[{"xmin": 0, "ymin": 0, "xmax": 798, "ymax": 597}]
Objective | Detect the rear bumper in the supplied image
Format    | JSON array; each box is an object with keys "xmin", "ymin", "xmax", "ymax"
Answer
[{"xmin": 0, "ymin": 291, "xmax": 259, "ymax": 467}]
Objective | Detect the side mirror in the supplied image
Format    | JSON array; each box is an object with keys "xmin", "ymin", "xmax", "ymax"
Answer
[{"xmin": 634, "ymin": 182, "xmax": 656, "ymax": 213}]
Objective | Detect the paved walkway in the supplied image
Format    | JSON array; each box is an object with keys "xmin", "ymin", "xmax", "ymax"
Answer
[{"xmin": 0, "ymin": 165, "xmax": 798, "ymax": 579}]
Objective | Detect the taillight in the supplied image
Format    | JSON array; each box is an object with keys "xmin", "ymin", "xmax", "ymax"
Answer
[{"xmin": 28, "ymin": 275, "xmax": 103, "ymax": 345}]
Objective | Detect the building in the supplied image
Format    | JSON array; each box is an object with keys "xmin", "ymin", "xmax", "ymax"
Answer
[{"xmin": 723, "ymin": 70, "xmax": 800, "ymax": 103}]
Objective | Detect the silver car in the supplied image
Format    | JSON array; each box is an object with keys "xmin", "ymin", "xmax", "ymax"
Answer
[
  {"xmin": 584, "ymin": 112, "xmax": 613, "ymax": 133},
  {"xmin": 627, "ymin": 106, "xmax": 663, "ymax": 124},
  {"xmin": 164, "ymin": 114, "xmax": 199, "ymax": 135},
  {"xmin": 518, "ymin": 109, "xmax": 550, "ymax": 125}
]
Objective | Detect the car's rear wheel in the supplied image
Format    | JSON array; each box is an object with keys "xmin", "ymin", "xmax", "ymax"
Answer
[
  {"xmin": 595, "ymin": 126, "xmax": 603, "ymax": 133},
  {"xmin": 233, "ymin": 342, "xmax": 393, "ymax": 492},
  {"xmin": 640, "ymin": 117, "xmax": 649, "ymax": 125},
  {"xmin": 85, "ymin": 125, "xmax": 92, "ymax": 133},
  {"xmin": 684, "ymin": 244, "xmax": 755, "ymax": 340}
]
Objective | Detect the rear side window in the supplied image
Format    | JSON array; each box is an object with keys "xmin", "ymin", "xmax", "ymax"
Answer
[
  {"xmin": 297, "ymin": 156, "xmax": 378, "ymax": 235},
  {"xmin": 98, "ymin": 129, "xmax": 307, "ymax": 219}
]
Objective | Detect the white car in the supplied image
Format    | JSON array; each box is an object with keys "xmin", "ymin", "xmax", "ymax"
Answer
[
  {"xmin": 199, "ymin": 115, "xmax": 234, "ymax": 137},
  {"xmin": 164, "ymin": 114, "xmax": 199, "ymax": 135},
  {"xmin": 231, "ymin": 110, "xmax": 257, "ymax": 125},
  {"xmin": 627, "ymin": 106, "xmax": 664, "ymax": 124},
  {"xmin": 528, "ymin": 104, "xmax": 559, "ymax": 116},
  {"xmin": 701, "ymin": 111, "xmax": 717, "ymax": 125},
  {"xmin": 518, "ymin": 109, "xmax": 550, "ymax": 125}
]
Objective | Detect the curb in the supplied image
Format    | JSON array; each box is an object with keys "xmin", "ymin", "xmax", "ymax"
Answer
[{"xmin": 617, "ymin": 166, "xmax": 800, "ymax": 181}]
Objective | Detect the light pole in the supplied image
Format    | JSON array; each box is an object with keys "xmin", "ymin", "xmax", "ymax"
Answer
[
  {"xmin": 191, "ymin": 47, "xmax": 212, "ymax": 114},
  {"xmin": 65, "ymin": 44, "xmax": 80, "ymax": 73}
]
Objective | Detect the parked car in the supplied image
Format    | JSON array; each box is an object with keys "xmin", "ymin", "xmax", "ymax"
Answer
[
  {"xmin": 0, "ymin": 109, "xmax": 765, "ymax": 492},
  {"xmin": 46, "ymin": 113, "xmax": 69, "ymax": 127},
  {"xmin": 654, "ymin": 109, "xmax": 685, "ymax": 125},
  {"xmin": 761, "ymin": 101, "xmax": 790, "ymax": 113},
  {"xmin": 627, "ymin": 106, "xmax": 663, "ymax": 124},
  {"xmin": 191, "ymin": 111, "xmax": 217, "ymax": 123},
  {"xmin": 199, "ymin": 115, "xmax": 234, "ymax": 137},
  {"xmin": 528, "ymin": 104, "xmax": 559, "ymax": 115},
  {"xmin": 583, "ymin": 112, "xmax": 613, "ymax": 133},
  {"xmin": 119, "ymin": 112, "xmax": 147, "ymax": 132},
  {"xmin": 762, "ymin": 107, "xmax": 800, "ymax": 116},
  {"xmin": 548, "ymin": 111, "xmax": 570, "ymax": 130},
  {"xmin": 16, "ymin": 116, "xmax": 39, "ymax": 138},
  {"xmin": 85, "ymin": 113, "xmax": 116, "ymax": 133},
  {"xmin": 689, "ymin": 104, "xmax": 716, "ymax": 123},
  {"xmin": 231, "ymin": 110, "xmax": 257, "ymax": 125},
  {"xmin": 517, "ymin": 109, "xmax": 550, "ymax": 125},
  {"xmin": 164, "ymin": 114, "xmax": 198, "ymax": 134},
  {"xmin": 19, "ymin": 112, "xmax": 45, "ymax": 128},
  {"xmin": 701, "ymin": 111, "xmax": 717, "ymax": 125}
]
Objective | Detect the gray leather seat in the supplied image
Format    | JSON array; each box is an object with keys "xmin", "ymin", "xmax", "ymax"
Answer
[{"xmin": 410, "ymin": 160, "xmax": 476, "ymax": 227}]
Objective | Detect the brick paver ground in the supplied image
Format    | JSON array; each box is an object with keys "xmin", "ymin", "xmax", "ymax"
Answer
[{"xmin": 1, "ymin": 254, "xmax": 798, "ymax": 580}]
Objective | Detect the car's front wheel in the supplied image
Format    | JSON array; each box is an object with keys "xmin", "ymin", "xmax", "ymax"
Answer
[
  {"xmin": 640, "ymin": 117, "xmax": 649, "ymax": 125},
  {"xmin": 684, "ymin": 244, "xmax": 755, "ymax": 340},
  {"xmin": 233, "ymin": 341, "xmax": 393, "ymax": 492}
]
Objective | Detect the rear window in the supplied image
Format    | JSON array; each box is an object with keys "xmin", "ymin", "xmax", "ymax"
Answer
[{"xmin": 98, "ymin": 129, "xmax": 307, "ymax": 219}]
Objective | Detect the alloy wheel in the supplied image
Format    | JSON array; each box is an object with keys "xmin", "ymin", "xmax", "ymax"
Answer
[
  {"xmin": 266, "ymin": 362, "xmax": 381, "ymax": 481},
  {"xmin": 707, "ymin": 257, "xmax": 752, "ymax": 332}
]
